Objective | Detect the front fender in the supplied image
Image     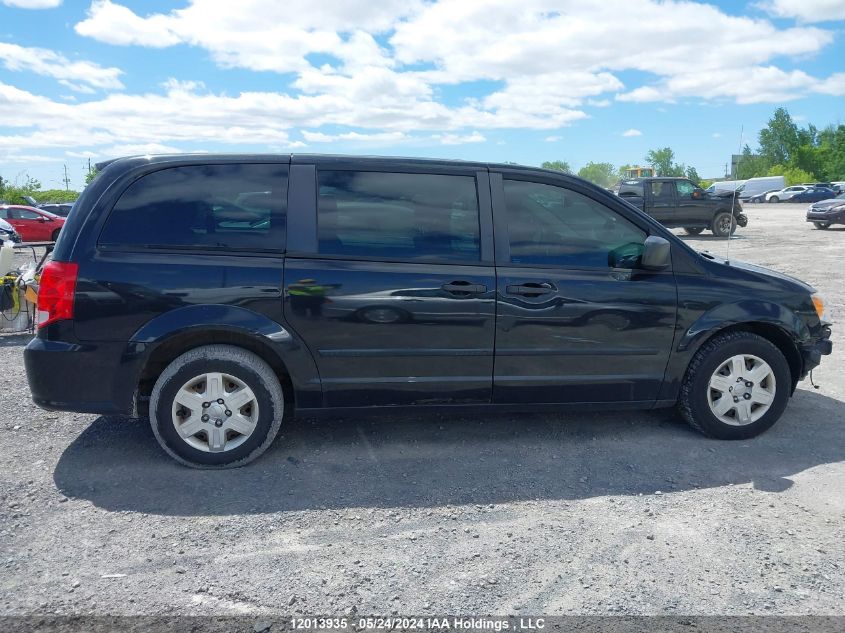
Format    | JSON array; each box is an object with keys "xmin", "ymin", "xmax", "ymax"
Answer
[
  {"xmin": 121, "ymin": 304, "xmax": 321, "ymax": 410},
  {"xmin": 679, "ymin": 300, "xmax": 809, "ymax": 352}
]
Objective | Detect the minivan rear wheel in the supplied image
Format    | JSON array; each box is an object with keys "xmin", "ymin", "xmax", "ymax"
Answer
[
  {"xmin": 149, "ymin": 345, "xmax": 284, "ymax": 468},
  {"xmin": 679, "ymin": 331, "xmax": 791, "ymax": 439}
]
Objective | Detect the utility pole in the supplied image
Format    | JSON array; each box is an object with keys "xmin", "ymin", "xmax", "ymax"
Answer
[{"xmin": 62, "ymin": 164, "xmax": 71, "ymax": 191}]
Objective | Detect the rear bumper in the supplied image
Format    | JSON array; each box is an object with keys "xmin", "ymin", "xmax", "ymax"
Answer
[{"xmin": 24, "ymin": 335, "xmax": 136, "ymax": 415}]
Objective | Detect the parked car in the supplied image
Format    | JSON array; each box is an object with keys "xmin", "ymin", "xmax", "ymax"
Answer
[
  {"xmin": 38, "ymin": 202, "xmax": 75, "ymax": 217},
  {"xmin": 805, "ymin": 192, "xmax": 845, "ymax": 229},
  {"xmin": 747, "ymin": 189, "xmax": 780, "ymax": 203},
  {"xmin": 738, "ymin": 176, "xmax": 785, "ymax": 201},
  {"xmin": 766, "ymin": 186, "xmax": 810, "ymax": 202},
  {"xmin": 0, "ymin": 217, "xmax": 21, "ymax": 244},
  {"xmin": 704, "ymin": 180, "xmax": 745, "ymax": 195},
  {"xmin": 617, "ymin": 177, "xmax": 747, "ymax": 237},
  {"xmin": 0, "ymin": 205, "xmax": 65, "ymax": 242},
  {"xmin": 789, "ymin": 187, "xmax": 837, "ymax": 204},
  {"xmin": 24, "ymin": 154, "xmax": 832, "ymax": 468}
]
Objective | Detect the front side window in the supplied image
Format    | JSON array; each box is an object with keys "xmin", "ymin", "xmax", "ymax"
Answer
[
  {"xmin": 503, "ymin": 180, "xmax": 646, "ymax": 268},
  {"xmin": 676, "ymin": 180, "xmax": 696, "ymax": 199},
  {"xmin": 99, "ymin": 164, "xmax": 288, "ymax": 251},
  {"xmin": 317, "ymin": 171, "xmax": 480, "ymax": 261}
]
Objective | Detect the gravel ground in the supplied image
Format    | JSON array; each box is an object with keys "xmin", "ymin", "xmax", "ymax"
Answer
[{"xmin": 0, "ymin": 203, "xmax": 842, "ymax": 617}]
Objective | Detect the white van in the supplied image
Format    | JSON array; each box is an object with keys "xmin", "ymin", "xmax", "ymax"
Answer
[
  {"xmin": 739, "ymin": 176, "xmax": 786, "ymax": 201},
  {"xmin": 705, "ymin": 179, "xmax": 746, "ymax": 194}
]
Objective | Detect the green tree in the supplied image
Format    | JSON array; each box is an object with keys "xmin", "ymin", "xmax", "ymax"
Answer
[
  {"xmin": 645, "ymin": 147, "xmax": 686, "ymax": 176},
  {"xmin": 758, "ymin": 107, "xmax": 800, "ymax": 166},
  {"xmin": 767, "ymin": 164, "xmax": 816, "ymax": 186},
  {"xmin": 685, "ymin": 166, "xmax": 702, "ymax": 185},
  {"xmin": 817, "ymin": 124, "xmax": 845, "ymax": 180},
  {"xmin": 541, "ymin": 160, "xmax": 572, "ymax": 174},
  {"xmin": 577, "ymin": 162, "xmax": 616, "ymax": 188},
  {"xmin": 85, "ymin": 167, "xmax": 99, "ymax": 185},
  {"xmin": 734, "ymin": 144, "xmax": 771, "ymax": 179}
]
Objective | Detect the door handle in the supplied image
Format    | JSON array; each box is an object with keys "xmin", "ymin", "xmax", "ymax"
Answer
[
  {"xmin": 441, "ymin": 281, "xmax": 487, "ymax": 294},
  {"xmin": 506, "ymin": 282, "xmax": 555, "ymax": 296}
]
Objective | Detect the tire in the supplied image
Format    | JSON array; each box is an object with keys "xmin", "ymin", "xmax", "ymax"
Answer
[
  {"xmin": 813, "ymin": 222, "xmax": 831, "ymax": 230},
  {"xmin": 683, "ymin": 227, "xmax": 704, "ymax": 235},
  {"xmin": 149, "ymin": 344, "xmax": 285, "ymax": 468},
  {"xmin": 769, "ymin": 196, "xmax": 779, "ymax": 203},
  {"xmin": 711, "ymin": 212, "xmax": 736, "ymax": 237},
  {"xmin": 357, "ymin": 306, "xmax": 409, "ymax": 324},
  {"xmin": 51, "ymin": 229, "xmax": 61, "ymax": 242},
  {"xmin": 679, "ymin": 331, "xmax": 791, "ymax": 440}
]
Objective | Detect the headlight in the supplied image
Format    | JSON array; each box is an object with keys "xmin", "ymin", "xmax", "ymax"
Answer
[{"xmin": 812, "ymin": 293, "xmax": 827, "ymax": 322}]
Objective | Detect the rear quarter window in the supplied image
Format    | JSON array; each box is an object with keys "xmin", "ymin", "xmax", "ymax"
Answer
[{"xmin": 99, "ymin": 163, "xmax": 288, "ymax": 251}]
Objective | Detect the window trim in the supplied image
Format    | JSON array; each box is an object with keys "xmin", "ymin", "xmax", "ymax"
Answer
[{"xmin": 492, "ymin": 172, "xmax": 661, "ymax": 272}]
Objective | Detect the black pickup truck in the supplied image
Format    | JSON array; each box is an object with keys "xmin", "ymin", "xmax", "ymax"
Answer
[{"xmin": 617, "ymin": 177, "xmax": 747, "ymax": 237}]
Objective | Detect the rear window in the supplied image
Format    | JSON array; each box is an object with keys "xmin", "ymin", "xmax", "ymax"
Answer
[
  {"xmin": 317, "ymin": 170, "xmax": 480, "ymax": 261},
  {"xmin": 99, "ymin": 164, "xmax": 288, "ymax": 251}
]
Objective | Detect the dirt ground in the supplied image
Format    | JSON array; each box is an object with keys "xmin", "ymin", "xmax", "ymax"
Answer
[{"xmin": 0, "ymin": 202, "xmax": 842, "ymax": 617}]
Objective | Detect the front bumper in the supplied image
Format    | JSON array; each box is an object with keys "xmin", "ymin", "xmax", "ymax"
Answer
[
  {"xmin": 799, "ymin": 327, "xmax": 833, "ymax": 377},
  {"xmin": 806, "ymin": 208, "xmax": 845, "ymax": 224}
]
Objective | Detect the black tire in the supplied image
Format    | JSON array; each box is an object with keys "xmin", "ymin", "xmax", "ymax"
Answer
[
  {"xmin": 51, "ymin": 229, "xmax": 61, "ymax": 242},
  {"xmin": 149, "ymin": 345, "xmax": 285, "ymax": 468},
  {"xmin": 683, "ymin": 227, "xmax": 704, "ymax": 235},
  {"xmin": 711, "ymin": 212, "xmax": 736, "ymax": 237},
  {"xmin": 769, "ymin": 196, "xmax": 779, "ymax": 203},
  {"xmin": 678, "ymin": 331, "xmax": 791, "ymax": 440},
  {"xmin": 813, "ymin": 221, "xmax": 831, "ymax": 230},
  {"xmin": 356, "ymin": 306, "xmax": 409, "ymax": 324}
]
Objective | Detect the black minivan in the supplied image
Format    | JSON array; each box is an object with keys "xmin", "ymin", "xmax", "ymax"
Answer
[{"xmin": 24, "ymin": 155, "xmax": 832, "ymax": 468}]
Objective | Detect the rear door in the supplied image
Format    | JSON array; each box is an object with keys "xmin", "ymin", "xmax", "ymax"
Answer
[
  {"xmin": 284, "ymin": 159, "xmax": 496, "ymax": 408},
  {"xmin": 646, "ymin": 180, "xmax": 678, "ymax": 225},
  {"xmin": 491, "ymin": 172, "xmax": 677, "ymax": 405}
]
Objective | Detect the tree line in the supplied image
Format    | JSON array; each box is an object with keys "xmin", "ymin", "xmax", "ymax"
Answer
[{"xmin": 542, "ymin": 107, "xmax": 844, "ymax": 188}]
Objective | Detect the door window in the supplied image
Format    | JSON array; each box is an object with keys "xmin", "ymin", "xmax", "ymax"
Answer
[
  {"xmin": 99, "ymin": 164, "xmax": 288, "ymax": 251},
  {"xmin": 503, "ymin": 180, "xmax": 646, "ymax": 268},
  {"xmin": 317, "ymin": 171, "xmax": 480, "ymax": 262},
  {"xmin": 676, "ymin": 180, "xmax": 696, "ymax": 199},
  {"xmin": 648, "ymin": 181, "xmax": 675, "ymax": 202}
]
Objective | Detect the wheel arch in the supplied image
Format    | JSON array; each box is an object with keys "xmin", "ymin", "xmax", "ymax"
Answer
[{"xmin": 125, "ymin": 304, "xmax": 321, "ymax": 416}]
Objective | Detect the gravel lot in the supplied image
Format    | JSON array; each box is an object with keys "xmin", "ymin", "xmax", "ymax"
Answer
[{"xmin": 0, "ymin": 203, "xmax": 842, "ymax": 617}]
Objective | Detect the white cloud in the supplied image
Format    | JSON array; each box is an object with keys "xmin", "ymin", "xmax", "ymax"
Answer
[
  {"xmin": 622, "ymin": 129, "xmax": 643, "ymax": 137},
  {"xmin": 759, "ymin": 0, "xmax": 845, "ymax": 22},
  {"xmin": 0, "ymin": 42, "xmax": 123, "ymax": 91},
  {"xmin": 544, "ymin": 136, "xmax": 562, "ymax": 142},
  {"xmin": 1, "ymin": 0, "xmax": 62, "ymax": 8}
]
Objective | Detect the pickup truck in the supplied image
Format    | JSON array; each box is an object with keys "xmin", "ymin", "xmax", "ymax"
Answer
[{"xmin": 616, "ymin": 177, "xmax": 748, "ymax": 237}]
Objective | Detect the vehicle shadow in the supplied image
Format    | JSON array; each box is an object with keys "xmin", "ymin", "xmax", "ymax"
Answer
[{"xmin": 53, "ymin": 388, "xmax": 845, "ymax": 516}]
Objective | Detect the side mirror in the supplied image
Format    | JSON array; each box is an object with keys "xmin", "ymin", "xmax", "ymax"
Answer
[
  {"xmin": 692, "ymin": 188, "xmax": 704, "ymax": 198},
  {"xmin": 37, "ymin": 216, "xmax": 47, "ymax": 222},
  {"xmin": 641, "ymin": 235, "xmax": 670, "ymax": 270}
]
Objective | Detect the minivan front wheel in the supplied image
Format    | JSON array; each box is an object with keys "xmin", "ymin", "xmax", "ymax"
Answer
[
  {"xmin": 149, "ymin": 345, "xmax": 284, "ymax": 468},
  {"xmin": 679, "ymin": 331, "xmax": 791, "ymax": 439}
]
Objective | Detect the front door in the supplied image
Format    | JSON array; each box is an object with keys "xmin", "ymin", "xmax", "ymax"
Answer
[
  {"xmin": 492, "ymin": 174, "xmax": 677, "ymax": 405},
  {"xmin": 675, "ymin": 179, "xmax": 711, "ymax": 226},
  {"xmin": 284, "ymin": 164, "xmax": 496, "ymax": 408}
]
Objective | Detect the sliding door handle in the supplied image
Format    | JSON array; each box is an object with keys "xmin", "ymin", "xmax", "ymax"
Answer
[
  {"xmin": 441, "ymin": 281, "xmax": 487, "ymax": 294},
  {"xmin": 506, "ymin": 282, "xmax": 555, "ymax": 296}
]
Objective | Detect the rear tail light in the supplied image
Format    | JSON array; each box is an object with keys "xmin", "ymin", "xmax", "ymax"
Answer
[{"xmin": 37, "ymin": 261, "xmax": 78, "ymax": 328}]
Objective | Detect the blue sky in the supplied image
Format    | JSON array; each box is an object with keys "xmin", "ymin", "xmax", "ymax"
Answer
[{"xmin": 1, "ymin": 0, "xmax": 844, "ymax": 190}]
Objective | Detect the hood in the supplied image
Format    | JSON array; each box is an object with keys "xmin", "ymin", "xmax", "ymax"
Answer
[
  {"xmin": 709, "ymin": 190, "xmax": 740, "ymax": 200},
  {"xmin": 723, "ymin": 258, "xmax": 814, "ymax": 293},
  {"xmin": 810, "ymin": 198, "xmax": 845, "ymax": 210}
]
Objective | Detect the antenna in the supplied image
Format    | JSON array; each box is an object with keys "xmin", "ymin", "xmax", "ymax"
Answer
[{"xmin": 726, "ymin": 125, "xmax": 743, "ymax": 263}]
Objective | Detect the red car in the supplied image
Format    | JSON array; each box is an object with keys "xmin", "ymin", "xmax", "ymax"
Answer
[{"xmin": 0, "ymin": 205, "xmax": 65, "ymax": 242}]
